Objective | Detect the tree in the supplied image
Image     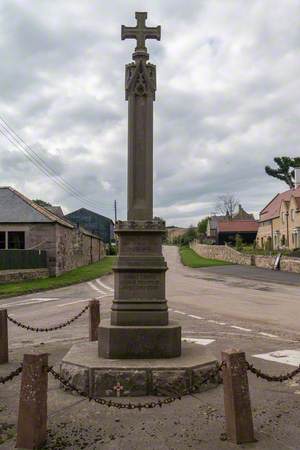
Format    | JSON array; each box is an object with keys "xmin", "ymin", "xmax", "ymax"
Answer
[
  {"xmin": 265, "ymin": 157, "xmax": 300, "ymax": 188},
  {"xmin": 215, "ymin": 194, "xmax": 238, "ymax": 218},
  {"xmin": 33, "ymin": 199, "xmax": 52, "ymax": 207},
  {"xmin": 197, "ymin": 217, "xmax": 208, "ymax": 235}
]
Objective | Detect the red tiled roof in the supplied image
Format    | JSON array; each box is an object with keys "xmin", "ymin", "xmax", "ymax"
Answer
[
  {"xmin": 218, "ymin": 220, "xmax": 259, "ymax": 233},
  {"xmin": 260, "ymin": 187, "xmax": 300, "ymax": 221}
]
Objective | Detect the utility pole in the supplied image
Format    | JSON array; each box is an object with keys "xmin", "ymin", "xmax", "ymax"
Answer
[{"xmin": 114, "ymin": 200, "xmax": 117, "ymax": 223}]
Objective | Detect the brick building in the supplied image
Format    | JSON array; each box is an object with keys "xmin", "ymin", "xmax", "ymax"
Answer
[{"xmin": 0, "ymin": 187, "xmax": 105, "ymax": 276}]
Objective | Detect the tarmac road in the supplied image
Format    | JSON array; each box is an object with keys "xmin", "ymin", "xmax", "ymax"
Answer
[{"xmin": 0, "ymin": 246, "xmax": 300, "ymax": 449}]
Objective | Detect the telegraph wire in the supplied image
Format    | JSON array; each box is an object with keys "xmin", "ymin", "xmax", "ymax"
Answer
[
  {"xmin": 0, "ymin": 117, "xmax": 119, "ymax": 211},
  {"xmin": 0, "ymin": 126, "xmax": 103, "ymax": 211},
  {"xmin": 0, "ymin": 116, "xmax": 91, "ymax": 200},
  {"xmin": 0, "ymin": 120, "xmax": 106, "ymax": 210}
]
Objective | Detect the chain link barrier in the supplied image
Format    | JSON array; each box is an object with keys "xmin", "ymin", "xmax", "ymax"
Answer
[
  {"xmin": 7, "ymin": 304, "xmax": 89, "ymax": 332},
  {"xmin": 246, "ymin": 360, "xmax": 300, "ymax": 382},
  {"xmin": 48, "ymin": 362, "xmax": 224, "ymax": 410},
  {"xmin": 0, "ymin": 365, "xmax": 23, "ymax": 384}
]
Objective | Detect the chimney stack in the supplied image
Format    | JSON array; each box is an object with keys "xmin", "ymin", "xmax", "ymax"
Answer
[{"xmin": 295, "ymin": 167, "xmax": 300, "ymax": 189}]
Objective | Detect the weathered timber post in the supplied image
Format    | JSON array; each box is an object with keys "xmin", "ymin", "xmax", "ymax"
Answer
[
  {"xmin": 0, "ymin": 309, "xmax": 8, "ymax": 364},
  {"xmin": 222, "ymin": 349, "xmax": 255, "ymax": 444},
  {"xmin": 89, "ymin": 299, "xmax": 100, "ymax": 341},
  {"xmin": 16, "ymin": 353, "xmax": 48, "ymax": 449}
]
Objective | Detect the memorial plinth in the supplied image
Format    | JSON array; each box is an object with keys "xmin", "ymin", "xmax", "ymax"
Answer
[{"xmin": 99, "ymin": 219, "xmax": 181, "ymax": 358}]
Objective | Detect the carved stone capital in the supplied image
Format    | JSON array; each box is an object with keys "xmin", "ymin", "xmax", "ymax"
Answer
[{"xmin": 125, "ymin": 60, "xmax": 156, "ymax": 100}]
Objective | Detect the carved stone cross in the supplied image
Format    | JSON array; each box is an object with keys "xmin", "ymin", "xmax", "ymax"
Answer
[
  {"xmin": 121, "ymin": 12, "xmax": 161, "ymax": 53},
  {"xmin": 113, "ymin": 382, "xmax": 124, "ymax": 397}
]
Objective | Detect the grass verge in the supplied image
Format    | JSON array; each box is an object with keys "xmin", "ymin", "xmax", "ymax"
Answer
[
  {"xmin": 180, "ymin": 246, "xmax": 233, "ymax": 268},
  {"xmin": 0, "ymin": 256, "xmax": 116, "ymax": 299}
]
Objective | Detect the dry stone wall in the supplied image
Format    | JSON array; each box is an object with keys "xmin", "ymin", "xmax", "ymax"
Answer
[
  {"xmin": 254, "ymin": 255, "xmax": 275, "ymax": 269},
  {"xmin": 190, "ymin": 242, "xmax": 253, "ymax": 265},
  {"xmin": 280, "ymin": 257, "xmax": 300, "ymax": 274},
  {"xmin": 190, "ymin": 241, "xmax": 300, "ymax": 274},
  {"xmin": 0, "ymin": 268, "xmax": 49, "ymax": 284}
]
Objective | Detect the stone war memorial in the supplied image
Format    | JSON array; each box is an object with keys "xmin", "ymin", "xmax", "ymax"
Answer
[{"xmin": 61, "ymin": 12, "xmax": 217, "ymax": 396}]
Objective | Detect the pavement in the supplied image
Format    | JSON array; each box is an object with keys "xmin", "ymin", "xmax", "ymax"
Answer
[{"xmin": 0, "ymin": 246, "xmax": 300, "ymax": 449}]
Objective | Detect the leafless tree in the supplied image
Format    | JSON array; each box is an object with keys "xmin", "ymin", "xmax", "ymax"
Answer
[{"xmin": 215, "ymin": 194, "xmax": 239, "ymax": 219}]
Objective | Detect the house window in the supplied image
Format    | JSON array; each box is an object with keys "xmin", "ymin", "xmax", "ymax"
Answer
[
  {"xmin": 281, "ymin": 212, "xmax": 285, "ymax": 224},
  {"xmin": 0, "ymin": 232, "xmax": 5, "ymax": 249},
  {"xmin": 291, "ymin": 209, "xmax": 295, "ymax": 221},
  {"xmin": 7, "ymin": 231, "xmax": 25, "ymax": 249}
]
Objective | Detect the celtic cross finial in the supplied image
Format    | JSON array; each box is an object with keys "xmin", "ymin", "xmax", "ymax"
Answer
[{"xmin": 121, "ymin": 12, "xmax": 161, "ymax": 56}]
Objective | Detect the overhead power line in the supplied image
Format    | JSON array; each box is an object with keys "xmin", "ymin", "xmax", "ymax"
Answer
[{"xmin": 0, "ymin": 116, "xmax": 117, "ymax": 211}]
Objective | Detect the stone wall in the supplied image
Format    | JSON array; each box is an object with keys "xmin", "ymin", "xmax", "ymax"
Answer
[
  {"xmin": 254, "ymin": 255, "xmax": 275, "ymax": 269},
  {"xmin": 0, "ymin": 222, "xmax": 105, "ymax": 278},
  {"xmin": 190, "ymin": 242, "xmax": 253, "ymax": 265},
  {"xmin": 0, "ymin": 268, "xmax": 49, "ymax": 284},
  {"xmin": 190, "ymin": 241, "xmax": 300, "ymax": 274},
  {"xmin": 280, "ymin": 257, "xmax": 300, "ymax": 274},
  {"xmin": 55, "ymin": 224, "xmax": 105, "ymax": 276},
  {"xmin": 27, "ymin": 224, "xmax": 57, "ymax": 274}
]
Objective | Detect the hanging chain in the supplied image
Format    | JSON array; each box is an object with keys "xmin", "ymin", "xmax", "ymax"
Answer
[
  {"xmin": 48, "ymin": 362, "xmax": 224, "ymax": 410},
  {"xmin": 0, "ymin": 365, "xmax": 23, "ymax": 384},
  {"xmin": 7, "ymin": 304, "xmax": 89, "ymax": 332},
  {"xmin": 246, "ymin": 361, "xmax": 300, "ymax": 382}
]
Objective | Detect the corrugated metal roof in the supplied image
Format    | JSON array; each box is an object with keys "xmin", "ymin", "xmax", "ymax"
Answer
[{"xmin": 0, "ymin": 187, "xmax": 73, "ymax": 228}]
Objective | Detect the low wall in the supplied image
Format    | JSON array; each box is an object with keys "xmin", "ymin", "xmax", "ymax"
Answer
[
  {"xmin": 190, "ymin": 241, "xmax": 300, "ymax": 274},
  {"xmin": 0, "ymin": 268, "xmax": 49, "ymax": 284},
  {"xmin": 253, "ymin": 255, "xmax": 276, "ymax": 270},
  {"xmin": 190, "ymin": 242, "xmax": 253, "ymax": 265},
  {"xmin": 281, "ymin": 257, "xmax": 300, "ymax": 274}
]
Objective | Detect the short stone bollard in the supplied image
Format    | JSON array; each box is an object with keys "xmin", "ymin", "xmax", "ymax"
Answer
[
  {"xmin": 16, "ymin": 353, "xmax": 48, "ymax": 449},
  {"xmin": 89, "ymin": 299, "xmax": 100, "ymax": 341},
  {"xmin": 222, "ymin": 349, "xmax": 255, "ymax": 444},
  {"xmin": 0, "ymin": 309, "xmax": 8, "ymax": 364}
]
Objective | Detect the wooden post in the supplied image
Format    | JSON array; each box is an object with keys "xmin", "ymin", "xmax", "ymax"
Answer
[
  {"xmin": 222, "ymin": 349, "xmax": 255, "ymax": 444},
  {"xmin": 89, "ymin": 299, "xmax": 100, "ymax": 341},
  {"xmin": 0, "ymin": 309, "xmax": 8, "ymax": 364},
  {"xmin": 16, "ymin": 353, "xmax": 48, "ymax": 449}
]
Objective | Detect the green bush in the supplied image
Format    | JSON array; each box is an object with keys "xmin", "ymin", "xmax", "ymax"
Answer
[{"xmin": 235, "ymin": 234, "xmax": 243, "ymax": 251}]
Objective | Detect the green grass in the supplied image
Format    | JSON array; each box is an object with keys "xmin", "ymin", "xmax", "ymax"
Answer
[
  {"xmin": 180, "ymin": 246, "xmax": 233, "ymax": 268},
  {"xmin": 0, "ymin": 256, "xmax": 116, "ymax": 299}
]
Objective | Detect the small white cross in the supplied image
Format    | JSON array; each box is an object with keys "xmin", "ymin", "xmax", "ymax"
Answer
[{"xmin": 113, "ymin": 382, "xmax": 124, "ymax": 397}]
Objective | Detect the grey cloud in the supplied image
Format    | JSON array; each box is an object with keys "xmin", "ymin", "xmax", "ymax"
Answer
[{"xmin": 0, "ymin": 0, "xmax": 299, "ymax": 226}]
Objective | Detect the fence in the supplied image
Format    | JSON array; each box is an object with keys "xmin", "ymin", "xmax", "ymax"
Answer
[
  {"xmin": 0, "ymin": 249, "xmax": 47, "ymax": 270},
  {"xmin": 1, "ymin": 301, "xmax": 299, "ymax": 448}
]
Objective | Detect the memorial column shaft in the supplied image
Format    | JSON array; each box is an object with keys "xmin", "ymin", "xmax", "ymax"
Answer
[{"xmin": 127, "ymin": 59, "xmax": 154, "ymax": 220}]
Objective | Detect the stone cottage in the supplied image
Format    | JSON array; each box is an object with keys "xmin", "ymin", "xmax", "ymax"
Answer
[
  {"xmin": 257, "ymin": 169, "xmax": 300, "ymax": 250},
  {"xmin": 0, "ymin": 187, "xmax": 105, "ymax": 276}
]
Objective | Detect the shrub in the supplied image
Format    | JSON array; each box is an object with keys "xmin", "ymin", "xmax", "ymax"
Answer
[{"xmin": 235, "ymin": 234, "xmax": 243, "ymax": 251}]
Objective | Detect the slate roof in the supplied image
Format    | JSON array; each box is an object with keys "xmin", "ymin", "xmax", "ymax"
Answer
[
  {"xmin": 218, "ymin": 220, "xmax": 259, "ymax": 233},
  {"xmin": 260, "ymin": 187, "xmax": 300, "ymax": 222},
  {"xmin": 0, "ymin": 187, "xmax": 73, "ymax": 228},
  {"xmin": 44, "ymin": 206, "xmax": 65, "ymax": 218}
]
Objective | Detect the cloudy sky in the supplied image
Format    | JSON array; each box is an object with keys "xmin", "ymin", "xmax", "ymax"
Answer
[{"xmin": 0, "ymin": 0, "xmax": 299, "ymax": 226}]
